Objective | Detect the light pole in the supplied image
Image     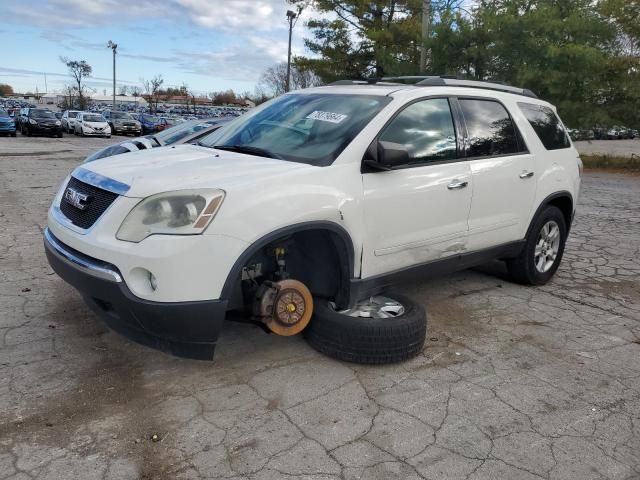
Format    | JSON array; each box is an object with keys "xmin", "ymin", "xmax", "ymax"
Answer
[
  {"xmin": 285, "ymin": 10, "xmax": 297, "ymax": 93},
  {"xmin": 107, "ymin": 41, "xmax": 117, "ymax": 110},
  {"xmin": 419, "ymin": 0, "xmax": 431, "ymax": 73}
]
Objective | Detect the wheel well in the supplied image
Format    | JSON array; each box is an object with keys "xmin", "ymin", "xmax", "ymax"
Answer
[
  {"xmin": 528, "ymin": 192, "xmax": 574, "ymax": 239},
  {"xmin": 224, "ymin": 225, "xmax": 354, "ymax": 311},
  {"xmin": 547, "ymin": 195, "xmax": 573, "ymax": 230}
]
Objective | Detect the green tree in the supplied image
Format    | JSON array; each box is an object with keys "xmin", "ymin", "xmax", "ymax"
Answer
[{"xmin": 292, "ymin": 0, "xmax": 422, "ymax": 82}]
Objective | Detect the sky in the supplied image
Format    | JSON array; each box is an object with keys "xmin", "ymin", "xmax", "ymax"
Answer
[{"xmin": 0, "ymin": 0, "xmax": 315, "ymax": 96}]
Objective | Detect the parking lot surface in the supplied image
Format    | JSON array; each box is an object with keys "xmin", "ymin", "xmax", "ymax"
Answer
[
  {"xmin": 1, "ymin": 137, "xmax": 639, "ymax": 480},
  {"xmin": 574, "ymin": 138, "xmax": 640, "ymax": 158}
]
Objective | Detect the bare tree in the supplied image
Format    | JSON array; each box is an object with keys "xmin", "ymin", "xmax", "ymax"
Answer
[
  {"xmin": 60, "ymin": 57, "xmax": 92, "ymax": 109},
  {"xmin": 62, "ymin": 84, "xmax": 76, "ymax": 109},
  {"xmin": 140, "ymin": 75, "xmax": 164, "ymax": 113},
  {"xmin": 258, "ymin": 62, "xmax": 321, "ymax": 97},
  {"xmin": 118, "ymin": 84, "xmax": 129, "ymax": 96},
  {"xmin": 130, "ymin": 86, "xmax": 141, "ymax": 107}
]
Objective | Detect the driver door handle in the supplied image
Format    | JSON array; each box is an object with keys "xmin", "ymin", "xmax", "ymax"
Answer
[
  {"xmin": 447, "ymin": 180, "xmax": 468, "ymax": 190},
  {"xmin": 519, "ymin": 171, "xmax": 535, "ymax": 179}
]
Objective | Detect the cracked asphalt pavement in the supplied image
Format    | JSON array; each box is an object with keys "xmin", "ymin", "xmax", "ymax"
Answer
[{"xmin": 1, "ymin": 136, "xmax": 639, "ymax": 479}]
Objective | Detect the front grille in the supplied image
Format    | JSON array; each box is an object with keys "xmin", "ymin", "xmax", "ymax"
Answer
[{"xmin": 59, "ymin": 177, "xmax": 119, "ymax": 229}]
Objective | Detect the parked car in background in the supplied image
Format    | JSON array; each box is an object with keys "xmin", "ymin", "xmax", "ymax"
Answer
[
  {"xmin": 158, "ymin": 117, "xmax": 184, "ymax": 131},
  {"xmin": 61, "ymin": 110, "xmax": 81, "ymax": 133},
  {"xmin": 19, "ymin": 108, "xmax": 63, "ymax": 137},
  {"xmin": 83, "ymin": 118, "xmax": 229, "ymax": 163},
  {"xmin": 104, "ymin": 111, "xmax": 142, "ymax": 136},
  {"xmin": 136, "ymin": 114, "xmax": 161, "ymax": 134},
  {"xmin": 0, "ymin": 109, "xmax": 17, "ymax": 136},
  {"xmin": 74, "ymin": 112, "xmax": 111, "ymax": 137}
]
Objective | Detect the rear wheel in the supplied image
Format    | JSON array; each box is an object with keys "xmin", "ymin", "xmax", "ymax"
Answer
[
  {"xmin": 305, "ymin": 294, "xmax": 426, "ymax": 364},
  {"xmin": 507, "ymin": 206, "xmax": 567, "ymax": 285}
]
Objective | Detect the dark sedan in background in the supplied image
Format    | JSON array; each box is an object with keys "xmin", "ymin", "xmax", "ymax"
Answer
[
  {"xmin": 84, "ymin": 118, "xmax": 230, "ymax": 163},
  {"xmin": 19, "ymin": 109, "xmax": 63, "ymax": 137},
  {"xmin": 136, "ymin": 114, "xmax": 161, "ymax": 134}
]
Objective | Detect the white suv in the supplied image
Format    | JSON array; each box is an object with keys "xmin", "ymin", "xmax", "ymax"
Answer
[{"xmin": 44, "ymin": 77, "xmax": 581, "ymax": 362}]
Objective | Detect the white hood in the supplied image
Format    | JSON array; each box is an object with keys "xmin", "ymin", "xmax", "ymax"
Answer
[{"xmin": 76, "ymin": 144, "xmax": 312, "ymax": 198}]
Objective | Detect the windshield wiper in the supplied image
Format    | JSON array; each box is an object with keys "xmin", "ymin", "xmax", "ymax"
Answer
[{"xmin": 213, "ymin": 144, "xmax": 283, "ymax": 159}]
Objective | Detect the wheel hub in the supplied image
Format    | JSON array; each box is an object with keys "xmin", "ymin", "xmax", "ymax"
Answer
[
  {"xmin": 259, "ymin": 279, "xmax": 314, "ymax": 336},
  {"xmin": 534, "ymin": 220, "xmax": 561, "ymax": 273},
  {"xmin": 337, "ymin": 296, "xmax": 405, "ymax": 319},
  {"xmin": 274, "ymin": 290, "xmax": 307, "ymax": 326}
]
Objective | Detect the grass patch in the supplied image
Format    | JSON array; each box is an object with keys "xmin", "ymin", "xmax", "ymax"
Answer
[{"xmin": 581, "ymin": 154, "xmax": 640, "ymax": 171}]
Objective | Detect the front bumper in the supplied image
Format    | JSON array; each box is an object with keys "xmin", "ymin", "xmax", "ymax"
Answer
[
  {"xmin": 113, "ymin": 125, "xmax": 141, "ymax": 134},
  {"xmin": 82, "ymin": 129, "xmax": 110, "ymax": 136},
  {"xmin": 44, "ymin": 228, "xmax": 227, "ymax": 360},
  {"xmin": 0, "ymin": 123, "xmax": 16, "ymax": 132},
  {"xmin": 31, "ymin": 124, "xmax": 63, "ymax": 135}
]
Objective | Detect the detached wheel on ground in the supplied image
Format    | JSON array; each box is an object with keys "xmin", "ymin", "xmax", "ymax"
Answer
[
  {"xmin": 508, "ymin": 205, "xmax": 567, "ymax": 285},
  {"xmin": 305, "ymin": 294, "xmax": 426, "ymax": 364}
]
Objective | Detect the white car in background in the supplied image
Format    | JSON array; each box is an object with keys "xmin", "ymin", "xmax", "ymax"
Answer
[
  {"xmin": 74, "ymin": 112, "xmax": 111, "ymax": 138},
  {"xmin": 61, "ymin": 110, "xmax": 81, "ymax": 133}
]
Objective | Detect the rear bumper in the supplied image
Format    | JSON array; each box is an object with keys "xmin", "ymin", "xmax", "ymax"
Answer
[{"xmin": 44, "ymin": 228, "xmax": 227, "ymax": 360}]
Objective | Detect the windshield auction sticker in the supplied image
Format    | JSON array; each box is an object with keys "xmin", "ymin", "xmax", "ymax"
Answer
[{"xmin": 306, "ymin": 111, "xmax": 348, "ymax": 124}]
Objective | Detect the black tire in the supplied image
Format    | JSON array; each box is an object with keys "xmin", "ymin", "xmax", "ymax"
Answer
[
  {"xmin": 57, "ymin": 132, "xmax": 63, "ymax": 138},
  {"xmin": 507, "ymin": 205, "xmax": 567, "ymax": 285},
  {"xmin": 26, "ymin": 127, "xmax": 32, "ymax": 137},
  {"xmin": 304, "ymin": 294, "xmax": 426, "ymax": 364},
  {"xmin": 11, "ymin": 132, "xmax": 16, "ymax": 137}
]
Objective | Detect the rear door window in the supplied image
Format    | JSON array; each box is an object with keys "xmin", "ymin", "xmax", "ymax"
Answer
[
  {"xmin": 459, "ymin": 99, "xmax": 525, "ymax": 157},
  {"xmin": 518, "ymin": 102, "xmax": 570, "ymax": 150}
]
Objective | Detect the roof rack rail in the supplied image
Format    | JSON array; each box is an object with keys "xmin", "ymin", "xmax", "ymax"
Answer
[
  {"xmin": 415, "ymin": 76, "xmax": 538, "ymax": 98},
  {"xmin": 329, "ymin": 75, "xmax": 537, "ymax": 99}
]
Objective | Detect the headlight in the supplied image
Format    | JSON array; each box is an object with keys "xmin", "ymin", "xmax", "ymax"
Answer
[
  {"xmin": 55, "ymin": 120, "xmax": 61, "ymax": 126},
  {"xmin": 116, "ymin": 189, "xmax": 225, "ymax": 243},
  {"xmin": 29, "ymin": 119, "xmax": 37, "ymax": 125}
]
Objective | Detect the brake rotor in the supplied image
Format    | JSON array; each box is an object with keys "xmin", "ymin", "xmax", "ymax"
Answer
[{"xmin": 264, "ymin": 279, "xmax": 313, "ymax": 336}]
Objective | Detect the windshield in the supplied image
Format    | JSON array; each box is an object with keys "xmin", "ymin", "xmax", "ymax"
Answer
[
  {"xmin": 83, "ymin": 114, "xmax": 105, "ymax": 122},
  {"xmin": 199, "ymin": 93, "xmax": 391, "ymax": 166},
  {"xmin": 141, "ymin": 115, "xmax": 159, "ymax": 123},
  {"xmin": 32, "ymin": 110, "xmax": 56, "ymax": 119},
  {"xmin": 112, "ymin": 112, "xmax": 133, "ymax": 120},
  {"xmin": 154, "ymin": 120, "xmax": 217, "ymax": 145},
  {"xmin": 68, "ymin": 111, "xmax": 79, "ymax": 118},
  {"xmin": 0, "ymin": 110, "xmax": 8, "ymax": 116}
]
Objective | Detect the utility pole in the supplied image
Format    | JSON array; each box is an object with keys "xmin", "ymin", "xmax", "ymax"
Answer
[
  {"xmin": 107, "ymin": 41, "xmax": 118, "ymax": 110},
  {"xmin": 286, "ymin": 10, "xmax": 297, "ymax": 93},
  {"xmin": 419, "ymin": 0, "xmax": 431, "ymax": 73},
  {"xmin": 44, "ymin": 73, "xmax": 48, "ymax": 94}
]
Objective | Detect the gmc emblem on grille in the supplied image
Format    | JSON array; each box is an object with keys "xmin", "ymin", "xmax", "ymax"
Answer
[{"xmin": 64, "ymin": 187, "xmax": 91, "ymax": 210}]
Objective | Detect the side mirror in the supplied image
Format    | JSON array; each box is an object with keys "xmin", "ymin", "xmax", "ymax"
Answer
[
  {"xmin": 363, "ymin": 140, "xmax": 409, "ymax": 172},
  {"xmin": 378, "ymin": 141, "xmax": 409, "ymax": 167}
]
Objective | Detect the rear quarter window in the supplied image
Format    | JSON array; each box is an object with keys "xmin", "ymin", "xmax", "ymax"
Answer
[{"xmin": 518, "ymin": 103, "xmax": 570, "ymax": 150}]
